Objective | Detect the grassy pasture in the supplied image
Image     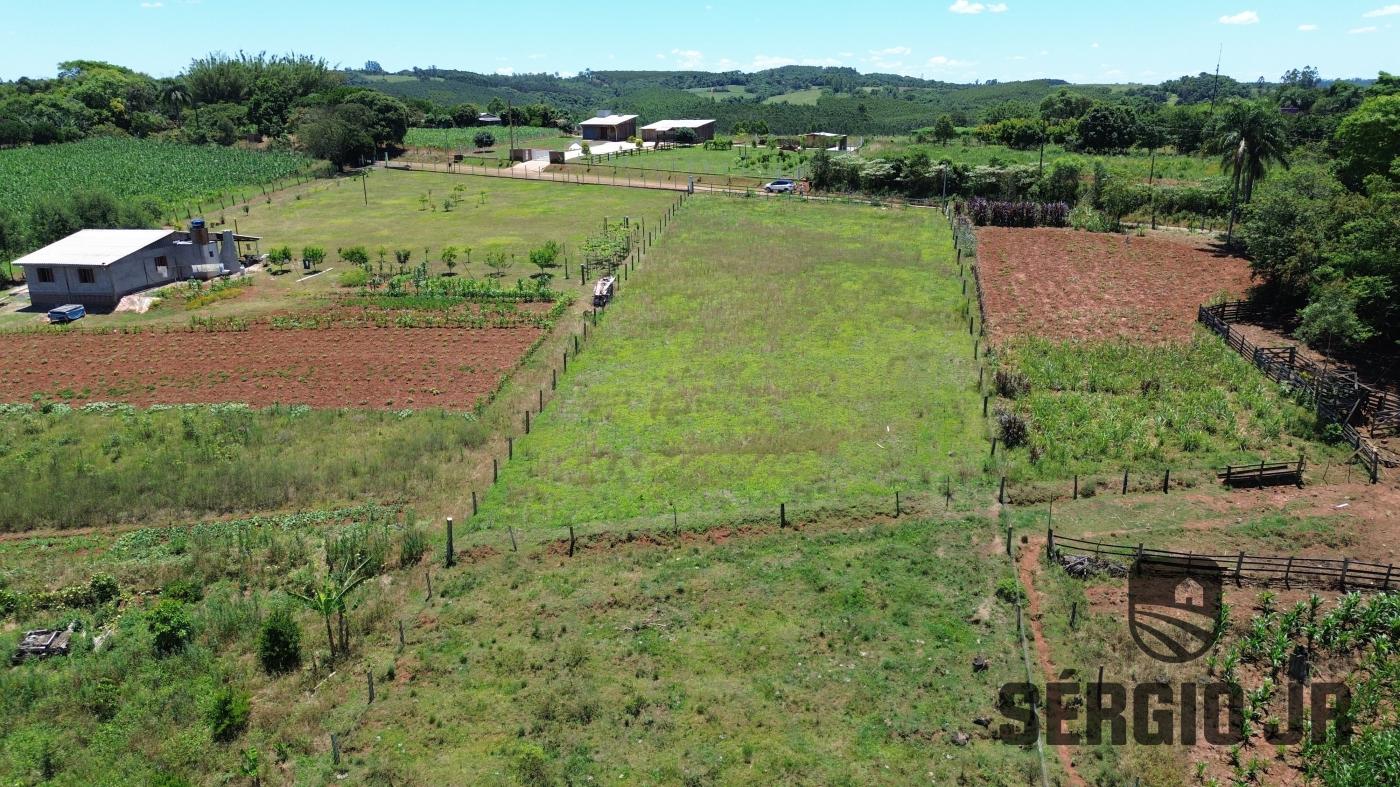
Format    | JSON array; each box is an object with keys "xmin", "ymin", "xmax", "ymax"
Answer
[
  {"xmin": 404, "ymin": 126, "xmax": 568, "ymax": 153},
  {"xmin": 990, "ymin": 336, "xmax": 1348, "ymax": 485},
  {"xmin": 480, "ymin": 195, "xmax": 986, "ymax": 531},
  {"xmin": 858, "ymin": 137, "xmax": 1220, "ymax": 184},
  {"xmin": 0, "ymin": 170, "xmax": 678, "ymax": 330},
  {"xmin": 548, "ymin": 145, "xmax": 811, "ymax": 187},
  {"xmin": 764, "ymin": 87, "xmax": 825, "ymax": 105},
  {"xmin": 0, "ymin": 511, "xmax": 1041, "ymax": 785}
]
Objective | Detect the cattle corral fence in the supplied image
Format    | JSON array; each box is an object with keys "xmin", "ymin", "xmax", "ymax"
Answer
[
  {"xmin": 1049, "ymin": 530, "xmax": 1398, "ymax": 592},
  {"xmin": 1198, "ymin": 301, "xmax": 1388, "ymax": 483}
]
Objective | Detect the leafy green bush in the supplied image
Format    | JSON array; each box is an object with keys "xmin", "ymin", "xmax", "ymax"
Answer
[
  {"xmin": 0, "ymin": 588, "xmax": 17, "ymax": 617},
  {"xmin": 337, "ymin": 266, "xmax": 369, "ymax": 287},
  {"xmin": 148, "ymin": 599, "xmax": 194, "ymax": 655},
  {"xmin": 204, "ymin": 685, "xmax": 251, "ymax": 742},
  {"xmin": 257, "ymin": 607, "xmax": 301, "ymax": 674},
  {"xmin": 161, "ymin": 578, "xmax": 203, "ymax": 603},
  {"xmin": 88, "ymin": 574, "xmax": 119, "ymax": 604}
]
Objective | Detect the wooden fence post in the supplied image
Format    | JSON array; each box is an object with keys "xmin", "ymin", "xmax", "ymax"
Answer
[
  {"xmin": 492, "ymin": 458, "xmax": 498, "ymax": 483},
  {"xmin": 471, "ymin": 490, "xmax": 477, "ymax": 516},
  {"xmin": 1070, "ymin": 602, "xmax": 1078, "ymax": 630},
  {"xmin": 1122, "ymin": 468, "xmax": 1129, "ymax": 495},
  {"xmin": 425, "ymin": 569, "xmax": 432, "ymax": 602},
  {"xmin": 568, "ymin": 525, "xmax": 576, "ymax": 557},
  {"xmin": 1046, "ymin": 528, "xmax": 1055, "ymax": 557},
  {"xmin": 539, "ymin": 389, "xmax": 544, "ymax": 413},
  {"xmin": 1283, "ymin": 556, "xmax": 1293, "ymax": 589},
  {"xmin": 990, "ymin": 437, "xmax": 998, "ymax": 457},
  {"xmin": 1162, "ymin": 468, "xmax": 1170, "ymax": 494},
  {"xmin": 998, "ymin": 476, "xmax": 1006, "ymax": 504},
  {"xmin": 508, "ymin": 437, "xmax": 513, "ymax": 460},
  {"xmin": 1006, "ymin": 526, "xmax": 1013, "ymax": 557},
  {"xmin": 894, "ymin": 491, "xmax": 901, "ymax": 517},
  {"xmin": 367, "ymin": 669, "xmax": 375, "ymax": 703},
  {"xmin": 524, "ymin": 410, "xmax": 530, "ymax": 434},
  {"xmin": 1234, "ymin": 551, "xmax": 1244, "ymax": 586},
  {"xmin": 331, "ymin": 734, "xmax": 341, "ymax": 766},
  {"xmin": 398, "ymin": 620, "xmax": 406, "ymax": 650},
  {"xmin": 1340, "ymin": 558, "xmax": 1350, "ymax": 591},
  {"xmin": 1073, "ymin": 474, "xmax": 1079, "ymax": 500},
  {"xmin": 552, "ymin": 368, "xmax": 557, "ymax": 390},
  {"xmin": 780, "ymin": 502, "xmax": 787, "ymax": 528},
  {"xmin": 983, "ymin": 395, "xmax": 989, "ymax": 417},
  {"xmin": 445, "ymin": 517, "xmax": 454, "ymax": 568},
  {"xmin": 509, "ymin": 527, "xmax": 517, "ymax": 552}
]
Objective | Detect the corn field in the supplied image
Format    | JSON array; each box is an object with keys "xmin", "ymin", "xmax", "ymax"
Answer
[{"xmin": 0, "ymin": 137, "xmax": 314, "ymax": 216}]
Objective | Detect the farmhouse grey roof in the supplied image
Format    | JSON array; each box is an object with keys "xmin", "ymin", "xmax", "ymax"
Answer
[
  {"xmin": 12, "ymin": 229, "xmax": 176, "ymax": 268},
  {"xmin": 640, "ymin": 119, "xmax": 715, "ymax": 131},
  {"xmin": 579, "ymin": 114, "xmax": 638, "ymax": 126}
]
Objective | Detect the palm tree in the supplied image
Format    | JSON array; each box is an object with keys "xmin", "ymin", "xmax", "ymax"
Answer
[
  {"xmin": 1208, "ymin": 100, "xmax": 1290, "ymax": 242},
  {"xmin": 158, "ymin": 80, "xmax": 192, "ymax": 127}
]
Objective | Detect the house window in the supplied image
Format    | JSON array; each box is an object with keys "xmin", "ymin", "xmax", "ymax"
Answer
[
  {"xmin": 155, "ymin": 256, "xmax": 169, "ymax": 275},
  {"xmin": 78, "ymin": 269, "xmax": 95, "ymax": 284},
  {"xmin": 36, "ymin": 268, "xmax": 54, "ymax": 283}
]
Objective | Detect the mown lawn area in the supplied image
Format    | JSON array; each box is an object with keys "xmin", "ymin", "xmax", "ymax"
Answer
[
  {"xmin": 549, "ymin": 145, "xmax": 810, "ymax": 187},
  {"xmin": 481, "ymin": 195, "xmax": 986, "ymax": 531}
]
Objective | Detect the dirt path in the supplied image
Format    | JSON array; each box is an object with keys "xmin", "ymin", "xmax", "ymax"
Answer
[{"xmin": 1018, "ymin": 535, "xmax": 1087, "ymax": 787}]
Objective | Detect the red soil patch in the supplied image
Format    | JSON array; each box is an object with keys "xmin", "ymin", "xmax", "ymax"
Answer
[
  {"xmin": 977, "ymin": 227, "xmax": 1254, "ymax": 343},
  {"xmin": 0, "ymin": 325, "xmax": 542, "ymax": 409}
]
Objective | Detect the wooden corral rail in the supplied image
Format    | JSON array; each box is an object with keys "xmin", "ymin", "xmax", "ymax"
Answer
[
  {"xmin": 1048, "ymin": 530, "xmax": 1398, "ymax": 592},
  {"xmin": 1218, "ymin": 456, "xmax": 1305, "ymax": 488},
  {"xmin": 1199, "ymin": 302, "xmax": 1384, "ymax": 482}
]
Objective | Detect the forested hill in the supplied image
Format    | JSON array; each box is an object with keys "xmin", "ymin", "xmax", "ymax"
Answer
[{"xmin": 346, "ymin": 65, "xmax": 1117, "ymax": 134}]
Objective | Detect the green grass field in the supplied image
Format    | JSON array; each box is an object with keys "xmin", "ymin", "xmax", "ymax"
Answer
[
  {"xmin": 0, "ymin": 509, "xmax": 1041, "ymax": 785},
  {"xmin": 553, "ymin": 145, "xmax": 810, "ymax": 185},
  {"xmin": 404, "ymin": 126, "xmax": 567, "ymax": 152},
  {"xmin": 859, "ymin": 137, "xmax": 1220, "ymax": 184},
  {"xmin": 990, "ymin": 336, "xmax": 1348, "ymax": 489},
  {"xmin": 479, "ymin": 196, "xmax": 986, "ymax": 531},
  {"xmin": 0, "ymin": 137, "xmax": 315, "ymax": 217},
  {"xmin": 764, "ymin": 87, "xmax": 825, "ymax": 105},
  {"xmin": 0, "ymin": 170, "xmax": 680, "ymax": 331}
]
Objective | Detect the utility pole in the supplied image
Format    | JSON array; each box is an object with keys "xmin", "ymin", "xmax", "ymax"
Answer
[{"xmin": 1208, "ymin": 44, "xmax": 1223, "ymax": 118}]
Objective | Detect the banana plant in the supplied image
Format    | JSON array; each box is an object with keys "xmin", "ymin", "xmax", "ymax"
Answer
[{"xmin": 290, "ymin": 557, "xmax": 371, "ymax": 662}]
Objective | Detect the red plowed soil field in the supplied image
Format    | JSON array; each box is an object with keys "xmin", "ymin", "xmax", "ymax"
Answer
[
  {"xmin": 0, "ymin": 326, "xmax": 542, "ymax": 409},
  {"xmin": 977, "ymin": 228, "xmax": 1254, "ymax": 343}
]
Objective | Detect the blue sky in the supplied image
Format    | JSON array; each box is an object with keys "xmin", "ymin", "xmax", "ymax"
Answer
[{"xmin": 1, "ymin": 1, "xmax": 1395, "ymax": 83}]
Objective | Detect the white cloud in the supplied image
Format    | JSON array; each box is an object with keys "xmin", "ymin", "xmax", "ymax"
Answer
[
  {"xmin": 1363, "ymin": 4, "xmax": 1400, "ymax": 17},
  {"xmin": 671, "ymin": 48, "xmax": 704, "ymax": 68},
  {"xmin": 1297, "ymin": 23, "xmax": 1318, "ymax": 31},
  {"xmin": 748, "ymin": 54, "xmax": 843, "ymax": 70},
  {"xmin": 1009, "ymin": 54, "xmax": 1027, "ymax": 60},
  {"xmin": 926, "ymin": 55, "xmax": 973, "ymax": 68},
  {"xmin": 1349, "ymin": 25, "xmax": 1379, "ymax": 33},
  {"xmin": 1090, "ymin": 42, "xmax": 1100, "ymax": 48},
  {"xmin": 1219, "ymin": 10, "xmax": 1259, "ymax": 24},
  {"xmin": 838, "ymin": 51, "xmax": 854, "ymax": 58},
  {"xmin": 495, "ymin": 67, "xmax": 514, "ymax": 75},
  {"xmin": 871, "ymin": 46, "xmax": 912, "ymax": 56},
  {"xmin": 948, "ymin": 0, "xmax": 1007, "ymax": 14}
]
